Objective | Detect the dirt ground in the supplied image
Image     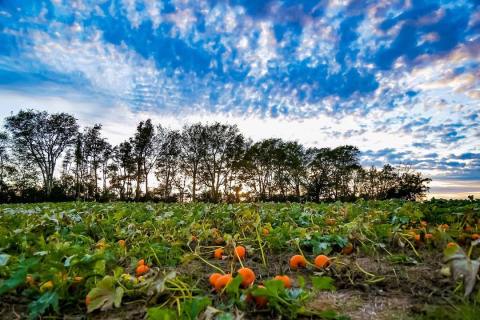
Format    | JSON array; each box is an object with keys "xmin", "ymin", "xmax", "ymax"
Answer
[{"xmin": 0, "ymin": 250, "xmax": 456, "ymax": 319}]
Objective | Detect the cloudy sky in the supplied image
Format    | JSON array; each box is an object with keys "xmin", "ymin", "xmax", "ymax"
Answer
[{"xmin": 0, "ymin": 0, "xmax": 479, "ymax": 198}]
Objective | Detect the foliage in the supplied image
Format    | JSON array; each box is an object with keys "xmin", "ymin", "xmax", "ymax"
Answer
[{"xmin": 0, "ymin": 200, "xmax": 479, "ymax": 318}]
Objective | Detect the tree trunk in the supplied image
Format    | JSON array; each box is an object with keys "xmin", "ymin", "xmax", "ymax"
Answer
[
  {"xmin": 192, "ymin": 167, "xmax": 197, "ymax": 202},
  {"xmin": 135, "ymin": 161, "xmax": 141, "ymax": 200},
  {"xmin": 94, "ymin": 165, "xmax": 98, "ymax": 200}
]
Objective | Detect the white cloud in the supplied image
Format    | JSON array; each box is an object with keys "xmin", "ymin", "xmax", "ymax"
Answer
[
  {"xmin": 121, "ymin": 0, "xmax": 163, "ymax": 29},
  {"xmin": 167, "ymin": 8, "xmax": 197, "ymax": 37}
]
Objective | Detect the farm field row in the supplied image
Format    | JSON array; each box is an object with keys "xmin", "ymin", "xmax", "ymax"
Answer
[{"xmin": 0, "ymin": 200, "xmax": 479, "ymax": 319}]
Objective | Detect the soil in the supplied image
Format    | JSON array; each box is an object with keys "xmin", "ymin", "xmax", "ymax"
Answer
[{"xmin": 0, "ymin": 249, "xmax": 456, "ymax": 319}]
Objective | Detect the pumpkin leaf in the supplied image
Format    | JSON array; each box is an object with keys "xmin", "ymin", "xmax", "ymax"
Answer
[
  {"xmin": 225, "ymin": 275, "xmax": 242, "ymax": 296},
  {"xmin": 312, "ymin": 276, "xmax": 336, "ymax": 291},
  {"xmin": 146, "ymin": 306, "xmax": 177, "ymax": 320},
  {"xmin": 63, "ymin": 255, "xmax": 77, "ymax": 267},
  {"xmin": 444, "ymin": 246, "xmax": 480, "ymax": 296},
  {"xmin": 94, "ymin": 259, "xmax": 106, "ymax": 275},
  {"xmin": 0, "ymin": 253, "xmax": 10, "ymax": 266},
  {"xmin": 28, "ymin": 291, "xmax": 59, "ymax": 320},
  {"xmin": 200, "ymin": 306, "xmax": 223, "ymax": 320},
  {"xmin": 86, "ymin": 276, "xmax": 124, "ymax": 312},
  {"xmin": 181, "ymin": 296, "xmax": 211, "ymax": 319},
  {"xmin": 146, "ymin": 271, "xmax": 177, "ymax": 302},
  {"xmin": 0, "ymin": 258, "xmax": 39, "ymax": 295}
]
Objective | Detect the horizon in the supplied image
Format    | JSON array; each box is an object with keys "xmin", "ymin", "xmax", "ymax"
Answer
[{"xmin": 0, "ymin": 1, "xmax": 479, "ymax": 199}]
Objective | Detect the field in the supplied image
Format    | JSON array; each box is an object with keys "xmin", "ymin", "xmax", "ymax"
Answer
[{"xmin": 1, "ymin": 200, "xmax": 480, "ymax": 319}]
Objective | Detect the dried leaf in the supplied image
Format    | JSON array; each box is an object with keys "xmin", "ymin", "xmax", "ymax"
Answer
[
  {"xmin": 444, "ymin": 246, "xmax": 480, "ymax": 296},
  {"xmin": 86, "ymin": 276, "xmax": 124, "ymax": 313}
]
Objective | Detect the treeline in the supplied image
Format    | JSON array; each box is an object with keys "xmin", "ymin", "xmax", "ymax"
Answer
[{"xmin": 0, "ymin": 110, "xmax": 430, "ymax": 203}]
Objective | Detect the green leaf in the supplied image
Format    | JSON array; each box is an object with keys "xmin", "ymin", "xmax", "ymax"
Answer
[
  {"xmin": 0, "ymin": 258, "xmax": 39, "ymax": 295},
  {"xmin": 181, "ymin": 296, "xmax": 211, "ymax": 320},
  {"xmin": 261, "ymin": 279, "xmax": 286, "ymax": 297},
  {"xmin": 318, "ymin": 309, "xmax": 345, "ymax": 319},
  {"xmin": 0, "ymin": 253, "xmax": 10, "ymax": 266},
  {"xmin": 86, "ymin": 276, "xmax": 124, "ymax": 312},
  {"xmin": 297, "ymin": 275, "xmax": 305, "ymax": 288},
  {"xmin": 215, "ymin": 313, "xmax": 235, "ymax": 320},
  {"xmin": 147, "ymin": 306, "xmax": 177, "ymax": 320},
  {"xmin": 312, "ymin": 276, "xmax": 336, "ymax": 291},
  {"xmin": 64, "ymin": 255, "xmax": 77, "ymax": 267},
  {"xmin": 287, "ymin": 288, "xmax": 305, "ymax": 299},
  {"xmin": 94, "ymin": 259, "xmax": 106, "ymax": 275},
  {"xmin": 225, "ymin": 275, "xmax": 242, "ymax": 296},
  {"xmin": 28, "ymin": 291, "xmax": 59, "ymax": 320}
]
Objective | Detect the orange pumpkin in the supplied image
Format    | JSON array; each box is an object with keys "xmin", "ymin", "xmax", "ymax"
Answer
[
  {"xmin": 214, "ymin": 274, "xmax": 233, "ymax": 292},
  {"xmin": 289, "ymin": 255, "xmax": 307, "ymax": 270},
  {"xmin": 446, "ymin": 242, "xmax": 457, "ymax": 248},
  {"xmin": 440, "ymin": 224, "xmax": 449, "ymax": 231},
  {"xmin": 314, "ymin": 255, "xmax": 330, "ymax": 268},
  {"xmin": 136, "ymin": 264, "xmax": 150, "ymax": 277},
  {"xmin": 253, "ymin": 285, "xmax": 268, "ymax": 307},
  {"xmin": 209, "ymin": 273, "xmax": 223, "ymax": 287},
  {"xmin": 234, "ymin": 246, "xmax": 246, "ymax": 260},
  {"xmin": 274, "ymin": 275, "xmax": 292, "ymax": 288},
  {"xmin": 214, "ymin": 248, "xmax": 224, "ymax": 260},
  {"xmin": 326, "ymin": 218, "xmax": 336, "ymax": 226},
  {"xmin": 342, "ymin": 243, "xmax": 354, "ymax": 255},
  {"xmin": 238, "ymin": 267, "xmax": 256, "ymax": 287}
]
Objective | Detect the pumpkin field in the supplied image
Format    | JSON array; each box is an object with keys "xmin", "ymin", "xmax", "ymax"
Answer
[{"xmin": 1, "ymin": 199, "xmax": 480, "ymax": 319}]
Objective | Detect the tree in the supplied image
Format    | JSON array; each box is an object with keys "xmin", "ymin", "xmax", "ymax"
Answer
[
  {"xmin": 59, "ymin": 149, "xmax": 76, "ymax": 199},
  {"xmin": 132, "ymin": 119, "xmax": 156, "ymax": 200},
  {"xmin": 82, "ymin": 124, "xmax": 109, "ymax": 200},
  {"xmin": 304, "ymin": 146, "xmax": 361, "ymax": 201},
  {"xmin": 9, "ymin": 147, "xmax": 41, "ymax": 201},
  {"xmin": 396, "ymin": 167, "xmax": 431, "ymax": 200},
  {"xmin": 0, "ymin": 132, "xmax": 10, "ymax": 196},
  {"xmin": 199, "ymin": 122, "xmax": 245, "ymax": 202},
  {"xmin": 0, "ymin": 111, "xmax": 432, "ymax": 203},
  {"xmin": 275, "ymin": 141, "xmax": 305, "ymax": 200},
  {"xmin": 5, "ymin": 110, "xmax": 79, "ymax": 197},
  {"xmin": 329, "ymin": 146, "xmax": 361, "ymax": 201},
  {"xmin": 179, "ymin": 123, "xmax": 205, "ymax": 202},
  {"xmin": 305, "ymin": 147, "xmax": 334, "ymax": 202},
  {"xmin": 243, "ymin": 139, "xmax": 281, "ymax": 200},
  {"xmin": 74, "ymin": 133, "xmax": 83, "ymax": 200},
  {"xmin": 100, "ymin": 141, "xmax": 113, "ymax": 199},
  {"xmin": 114, "ymin": 141, "xmax": 136, "ymax": 200},
  {"xmin": 155, "ymin": 127, "xmax": 181, "ymax": 200}
]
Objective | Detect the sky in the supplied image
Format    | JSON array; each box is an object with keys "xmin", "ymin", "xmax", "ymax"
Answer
[{"xmin": 0, "ymin": 0, "xmax": 479, "ymax": 199}]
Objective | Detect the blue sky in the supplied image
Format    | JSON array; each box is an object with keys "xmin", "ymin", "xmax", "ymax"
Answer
[{"xmin": 0, "ymin": 0, "xmax": 479, "ymax": 198}]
